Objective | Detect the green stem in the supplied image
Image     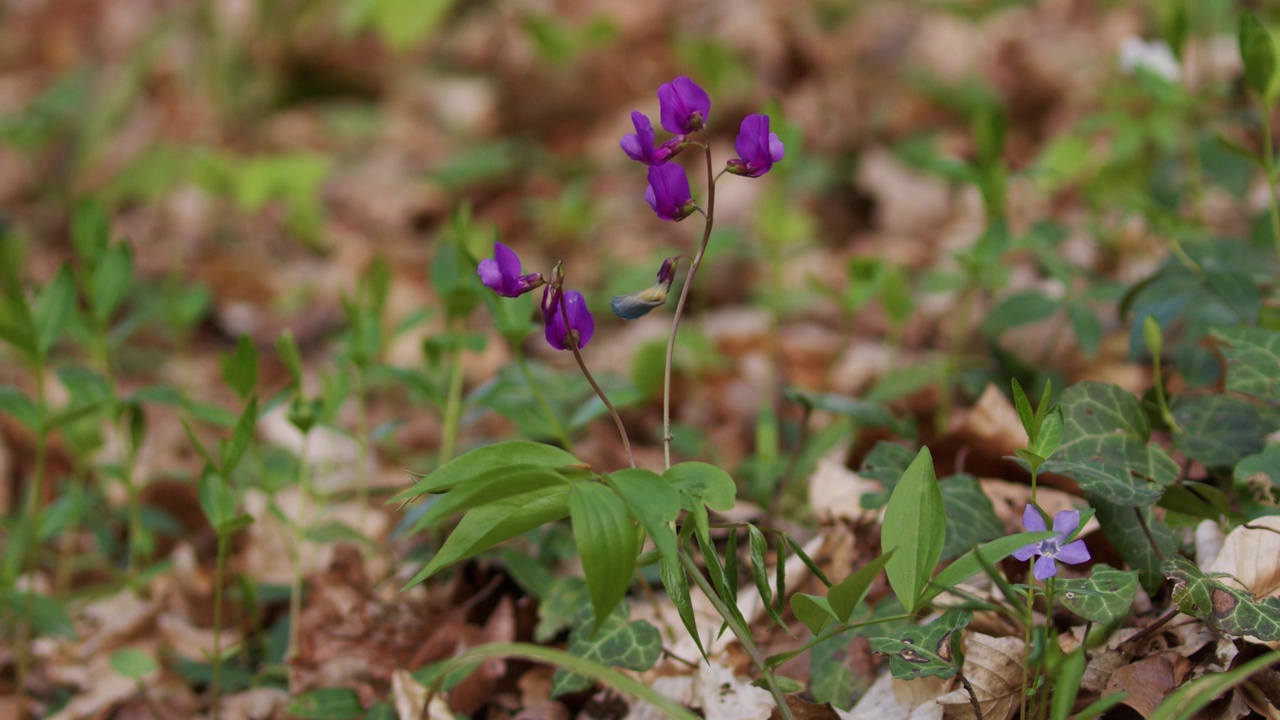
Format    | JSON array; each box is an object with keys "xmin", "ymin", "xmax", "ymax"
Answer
[
  {"xmin": 515, "ymin": 349, "xmax": 573, "ymax": 452},
  {"xmin": 438, "ymin": 322, "xmax": 467, "ymax": 465},
  {"xmin": 1021, "ymin": 567, "xmax": 1036, "ymax": 720},
  {"xmin": 353, "ymin": 367, "xmax": 372, "ymax": 531},
  {"xmin": 679, "ymin": 550, "xmax": 794, "ymax": 720},
  {"xmin": 663, "ymin": 142, "xmax": 717, "ymax": 470},
  {"xmin": 16, "ymin": 364, "xmax": 47, "ymax": 719},
  {"xmin": 287, "ymin": 431, "xmax": 312, "ymax": 663},
  {"xmin": 211, "ymin": 528, "xmax": 229, "ymax": 720},
  {"xmin": 1151, "ymin": 353, "xmax": 1181, "ymax": 433},
  {"xmin": 1263, "ymin": 105, "xmax": 1280, "ymax": 259},
  {"xmin": 563, "ymin": 312, "xmax": 634, "ymax": 469}
]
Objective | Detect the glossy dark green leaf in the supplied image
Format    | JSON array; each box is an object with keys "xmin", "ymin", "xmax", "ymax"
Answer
[
  {"xmin": 665, "ymin": 461, "xmax": 736, "ymax": 512},
  {"xmin": 1214, "ymin": 327, "xmax": 1280, "ymax": 402},
  {"xmin": 1240, "ymin": 12, "xmax": 1277, "ymax": 97},
  {"xmin": 869, "ymin": 609, "xmax": 972, "ymax": 680},
  {"xmin": 570, "ymin": 482, "xmax": 639, "ymax": 628},
  {"xmin": 810, "ymin": 632, "xmax": 866, "ymax": 710},
  {"xmin": 1094, "ymin": 501, "xmax": 1177, "ymax": 595},
  {"xmin": 1058, "ymin": 566, "xmax": 1138, "ymax": 623},
  {"xmin": 550, "ymin": 603, "xmax": 661, "ymax": 696},
  {"xmin": 939, "ymin": 474, "xmax": 1003, "ymax": 561},
  {"xmin": 858, "ymin": 441, "xmax": 916, "ymax": 509},
  {"xmin": 881, "ymin": 448, "xmax": 945, "ymax": 614},
  {"xmin": 1165, "ymin": 555, "xmax": 1280, "ymax": 640}
]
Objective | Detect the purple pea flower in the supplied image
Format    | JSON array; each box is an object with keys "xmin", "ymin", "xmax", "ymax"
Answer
[
  {"xmin": 1013, "ymin": 505, "xmax": 1091, "ymax": 581},
  {"xmin": 477, "ymin": 241, "xmax": 543, "ymax": 298},
  {"xmin": 645, "ymin": 164, "xmax": 697, "ymax": 222},
  {"xmin": 726, "ymin": 114, "xmax": 785, "ymax": 178},
  {"xmin": 658, "ymin": 76, "xmax": 711, "ymax": 135},
  {"xmin": 543, "ymin": 287, "xmax": 595, "ymax": 351},
  {"xmin": 621, "ymin": 111, "xmax": 686, "ymax": 166},
  {"xmin": 611, "ymin": 258, "xmax": 679, "ymax": 320}
]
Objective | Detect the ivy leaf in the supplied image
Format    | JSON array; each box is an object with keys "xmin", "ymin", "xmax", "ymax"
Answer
[
  {"xmin": 810, "ymin": 633, "xmax": 867, "ymax": 710},
  {"xmin": 1040, "ymin": 382, "xmax": 1177, "ymax": 507},
  {"xmin": 869, "ymin": 609, "xmax": 972, "ymax": 681},
  {"xmin": 1058, "ymin": 565, "xmax": 1139, "ymax": 623},
  {"xmin": 535, "ymin": 576, "xmax": 589, "ymax": 643},
  {"xmin": 550, "ymin": 604, "xmax": 661, "ymax": 697},
  {"xmin": 1164, "ymin": 555, "xmax": 1280, "ymax": 641},
  {"xmin": 1233, "ymin": 445, "xmax": 1280, "ymax": 519},
  {"xmin": 1171, "ymin": 394, "xmax": 1279, "ymax": 469},
  {"xmin": 1094, "ymin": 501, "xmax": 1177, "ymax": 595},
  {"xmin": 939, "ymin": 474, "xmax": 1003, "ymax": 561},
  {"xmin": 858, "ymin": 441, "xmax": 916, "ymax": 509},
  {"xmin": 1214, "ymin": 327, "xmax": 1280, "ymax": 403}
]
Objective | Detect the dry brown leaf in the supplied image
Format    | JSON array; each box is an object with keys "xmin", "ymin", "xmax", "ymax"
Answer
[
  {"xmin": 1204, "ymin": 516, "xmax": 1280, "ymax": 597},
  {"xmin": 393, "ymin": 669, "xmax": 456, "ymax": 720},
  {"xmin": 953, "ymin": 384, "xmax": 1029, "ymax": 459},
  {"xmin": 936, "ymin": 633, "xmax": 1024, "ymax": 720},
  {"xmin": 840, "ymin": 671, "xmax": 947, "ymax": 720},
  {"xmin": 808, "ymin": 452, "xmax": 879, "ymax": 525},
  {"xmin": 770, "ymin": 696, "xmax": 841, "ymax": 719},
  {"xmin": 1104, "ymin": 650, "xmax": 1193, "ymax": 718},
  {"xmin": 222, "ymin": 687, "xmax": 289, "ymax": 720}
]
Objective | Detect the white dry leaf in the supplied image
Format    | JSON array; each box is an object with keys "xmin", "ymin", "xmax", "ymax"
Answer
[
  {"xmin": 1203, "ymin": 515, "xmax": 1280, "ymax": 597},
  {"xmin": 257, "ymin": 404, "xmax": 377, "ymax": 494},
  {"xmin": 1195, "ymin": 520, "xmax": 1226, "ymax": 570},
  {"xmin": 935, "ymin": 633, "xmax": 1024, "ymax": 720},
  {"xmin": 392, "ymin": 669, "xmax": 455, "ymax": 720},
  {"xmin": 223, "ymin": 687, "xmax": 289, "ymax": 720},
  {"xmin": 808, "ymin": 451, "xmax": 879, "ymax": 524},
  {"xmin": 1118, "ymin": 36, "xmax": 1182, "ymax": 83},
  {"xmin": 77, "ymin": 588, "xmax": 158, "ymax": 656},
  {"xmin": 156, "ymin": 612, "xmax": 240, "ymax": 662},
  {"xmin": 954, "ymin": 385, "xmax": 1029, "ymax": 458},
  {"xmin": 689, "ymin": 661, "xmax": 776, "ymax": 720},
  {"xmin": 625, "ymin": 676, "xmax": 694, "ymax": 720},
  {"xmin": 839, "ymin": 670, "xmax": 947, "ymax": 720}
]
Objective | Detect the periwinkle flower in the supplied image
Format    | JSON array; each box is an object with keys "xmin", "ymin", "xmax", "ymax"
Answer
[
  {"xmin": 611, "ymin": 258, "xmax": 679, "ymax": 320},
  {"xmin": 658, "ymin": 76, "xmax": 711, "ymax": 135},
  {"xmin": 645, "ymin": 164, "xmax": 697, "ymax": 222},
  {"xmin": 543, "ymin": 286, "xmax": 595, "ymax": 351},
  {"xmin": 1013, "ymin": 505, "xmax": 1091, "ymax": 581},
  {"xmin": 477, "ymin": 241, "xmax": 543, "ymax": 298},
  {"xmin": 726, "ymin": 114, "xmax": 785, "ymax": 178},
  {"xmin": 621, "ymin": 112, "xmax": 686, "ymax": 166}
]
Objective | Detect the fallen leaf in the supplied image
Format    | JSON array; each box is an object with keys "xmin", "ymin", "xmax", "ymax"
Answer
[
  {"xmin": 839, "ymin": 671, "xmax": 947, "ymax": 720},
  {"xmin": 1104, "ymin": 650, "xmax": 1193, "ymax": 718},
  {"xmin": 1204, "ymin": 516, "xmax": 1280, "ymax": 598},
  {"xmin": 935, "ymin": 633, "xmax": 1023, "ymax": 720},
  {"xmin": 770, "ymin": 695, "xmax": 841, "ymax": 720}
]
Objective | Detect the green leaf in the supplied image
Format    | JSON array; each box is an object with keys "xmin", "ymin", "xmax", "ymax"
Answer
[
  {"xmin": 402, "ymin": 484, "xmax": 571, "ymax": 589},
  {"xmin": 535, "ymin": 576, "xmax": 589, "ymax": 643},
  {"xmin": 881, "ymin": 448, "xmax": 945, "ymax": 614},
  {"xmin": 748, "ymin": 525, "xmax": 784, "ymax": 627},
  {"xmin": 829, "ymin": 550, "xmax": 894, "ymax": 624},
  {"xmin": 219, "ymin": 397, "xmax": 258, "ymax": 476},
  {"xmin": 550, "ymin": 604, "xmax": 661, "ymax": 697},
  {"xmin": 810, "ymin": 632, "xmax": 866, "ymax": 710},
  {"xmin": 665, "ymin": 461, "xmax": 736, "ymax": 511},
  {"xmin": 286, "ymin": 687, "xmax": 364, "ymax": 719},
  {"xmin": 198, "ymin": 471, "xmax": 237, "ymax": 534},
  {"xmin": 110, "ymin": 648, "xmax": 157, "ymax": 679},
  {"xmin": 1233, "ymin": 444, "xmax": 1280, "ymax": 518},
  {"xmin": 869, "ymin": 609, "xmax": 972, "ymax": 680},
  {"xmin": 4, "ymin": 591, "xmax": 77, "ymax": 640},
  {"xmin": 939, "ymin": 474, "xmax": 1003, "ymax": 561},
  {"xmin": 1094, "ymin": 501, "xmax": 1177, "ymax": 595},
  {"xmin": 220, "ymin": 335, "xmax": 259, "ymax": 400},
  {"xmin": 783, "ymin": 388, "xmax": 913, "ymax": 436},
  {"xmin": 1158, "ymin": 482, "xmax": 1233, "ymax": 522},
  {"xmin": 1011, "ymin": 378, "xmax": 1035, "ymax": 441},
  {"xmin": 606, "ymin": 468, "xmax": 680, "ymax": 565},
  {"xmin": 1165, "ymin": 555, "xmax": 1280, "ymax": 640},
  {"xmin": 391, "ymin": 440, "xmax": 581, "ymax": 504},
  {"xmin": 858, "ymin": 441, "xmax": 917, "ymax": 509},
  {"xmin": 304, "ymin": 521, "xmax": 377, "ymax": 548},
  {"xmin": 790, "ymin": 593, "xmax": 838, "ymax": 634},
  {"xmin": 1143, "ymin": 315, "xmax": 1164, "ymax": 357},
  {"xmin": 1214, "ymin": 327, "xmax": 1280, "ymax": 402},
  {"xmin": 1041, "ymin": 382, "xmax": 1178, "ymax": 507},
  {"xmin": 72, "ymin": 199, "xmax": 110, "ymax": 265},
  {"xmin": 1172, "ymin": 394, "xmax": 1279, "ymax": 469},
  {"xmin": 925, "ymin": 530, "xmax": 1057, "ymax": 602},
  {"xmin": 275, "ymin": 330, "xmax": 304, "ymax": 387},
  {"xmin": 982, "ymin": 290, "xmax": 1059, "ymax": 336},
  {"xmin": 1068, "ymin": 300, "xmax": 1102, "ymax": 359},
  {"xmin": 1240, "ymin": 12, "xmax": 1277, "ymax": 98},
  {"xmin": 1051, "ymin": 650, "xmax": 1087, "ymax": 720},
  {"xmin": 89, "ymin": 243, "xmax": 133, "ymax": 322},
  {"xmin": 570, "ymin": 482, "xmax": 639, "ymax": 628},
  {"xmin": 659, "ymin": 553, "xmax": 706, "ymax": 660},
  {"xmin": 0, "ymin": 386, "xmax": 40, "ymax": 431},
  {"xmin": 1058, "ymin": 565, "xmax": 1139, "ymax": 623},
  {"xmin": 411, "ymin": 464, "xmax": 570, "ymax": 533},
  {"xmin": 32, "ymin": 266, "xmax": 75, "ymax": 357}
]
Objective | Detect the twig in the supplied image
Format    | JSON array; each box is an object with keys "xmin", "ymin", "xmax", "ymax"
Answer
[
  {"xmin": 1121, "ymin": 606, "xmax": 1180, "ymax": 651},
  {"xmin": 1134, "ymin": 507, "xmax": 1167, "ymax": 563},
  {"xmin": 958, "ymin": 670, "xmax": 984, "ymax": 720}
]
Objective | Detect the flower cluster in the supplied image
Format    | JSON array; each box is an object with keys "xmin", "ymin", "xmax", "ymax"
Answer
[
  {"xmin": 476, "ymin": 241, "xmax": 594, "ymax": 351},
  {"xmin": 620, "ymin": 76, "xmax": 785, "ymax": 222}
]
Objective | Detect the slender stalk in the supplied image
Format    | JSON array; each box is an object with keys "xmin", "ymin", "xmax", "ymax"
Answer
[
  {"xmin": 958, "ymin": 670, "xmax": 984, "ymax": 720},
  {"xmin": 515, "ymin": 349, "xmax": 573, "ymax": 451},
  {"xmin": 1151, "ymin": 351, "xmax": 1181, "ymax": 434},
  {"xmin": 1021, "ymin": 567, "xmax": 1036, "ymax": 720},
  {"xmin": 1135, "ymin": 507, "xmax": 1167, "ymax": 563},
  {"xmin": 16, "ymin": 365, "xmax": 47, "ymax": 719},
  {"xmin": 564, "ymin": 326, "xmax": 634, "ymax": 469},
  {"xmin": 211, "ymin": 529, "xmax": 229, "ymax": 720},
  {"xmin": 663, "ymin": 143, "xmax": 717, "ymax": 469},
  {"xmin": 287, "ymin": 431, "xmax": 312, "ymax": 664},
  {"xmin": 1262, "ymin": 105, "xmax": 1280, "ymax": 259},
  {"xmin": 353, "ymin": 367, "xmax": 371, "ymax": 532},
  {"xmin": 678, "ymin": 550, "xmax": 794, "ymax": 720},
  {"xmin": 438, "ymin": 322, "xmax": 466, "ymax": 466}
]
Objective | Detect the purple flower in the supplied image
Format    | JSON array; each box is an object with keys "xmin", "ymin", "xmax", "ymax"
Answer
[
  {"xmin": 543, "ymin": 287, "xmax": 595, "ymax": 351},
  {"xmin": 477, "ymin": 241, "xmax": 543, "ymax": 298},
  {"xmin": 726, "ymin": 114, "xmax": 785, "ymax": 178},
  {"xmin": 621, "ymin": 112, "xmax": 685, "ymax": 166},
  {"xmin": 645, "ymin": 164, "xmax": 697, "ymax": 221},
  {"xmin": 1013, "ymin": 505, "xmax": 1091, "ymax": 580},
  {"xmin": 658, "ymin": 76, "xmax": 711, "ymax": 135},
  {"xmin": 611, "ymin": 258, "xmax": 679, "ymax": 320}
]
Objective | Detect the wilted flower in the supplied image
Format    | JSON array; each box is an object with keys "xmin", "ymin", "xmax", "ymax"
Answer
[
  {"xmin": 621, "ymin": 111, "xmax": 685, "ymax": 166},
  {"xmin": 543, "ymin": 286, "xmax": 595, "ymax": 351},
  {"xmin": 726, "ymin": 114, "xmax": 785, "ymax": 178},
  {"xmin": 658, "ymin": 76, "xmax": 711, "ymax": 135},
  {"xmin": 477, "ymin": 241, "xmax": 543, "ymax": 298},
  {"xmin": 645, "ymin": 164, "xmax": 697, "ymax": 221},
  {"xmin": 611, "ymin": 258, "xmax": 679, "ymax": 320},
  {"xmin": 1013, "ymin": 505, "xmax": 1090, "ymax": 581}
]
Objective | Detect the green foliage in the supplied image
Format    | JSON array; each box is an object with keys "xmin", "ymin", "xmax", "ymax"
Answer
[
  {"xmin": 881, "ymin": 448, "xmax": 945, "ymax": 615},
  {"xmin": 1240, "ymin": 13, "xmax": 1277, "ymax": 99},
  {"xmin": 869, "ymin": 609, "xmax": 972, "ymax": 681},
  {"xmin": 1234, "ymin": 444, "xmax": 1280, "ymax": 518},
  {"xmin": 938, "ymin": 474, "xmax": 1003, "ymax": 560},
  {"xmin": 569, "ymin": 482, "xmax": 638, "ymax": 628},
  {"xmin": 535, "ymin": 577, "xmax": 589, "ymax": 643},
  {"xmin": 550, "ymin": 604, "xmax": 661, "ymax": 697},
  {"xmin": 1058, "ymin": 566, "xmax": 1139, "ymax": 623},
  {"xmin": 109, "ymin": 648, "xmax": 157, "ymax": 680},
  {"xmin": 1214, "ymin": 326, "xmax": 1280, "ymax": 402},
  {"xmin": 392, "ymin": 439, "xmax": 581, "ymax": 503},
  {"xmin": 1171, "ymin": 394, "xmax": 1279, "ymax": 468},
  {"xmin": 286, "ymin": 687, "xmax": 364, "ymax": 719},
  {"xmin": 1165, "ymin": 555, "xmax": 1280, "ymax": 641}
]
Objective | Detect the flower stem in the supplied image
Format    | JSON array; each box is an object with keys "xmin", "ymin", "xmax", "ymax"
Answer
[
  {"xmin": 15, "ymin": 363, "xmax": 47, "ymax": 720},
  {"xmin": 439, "ymin": 320, "xmax": 466, "ymax": 465},
  {"xmin": 287, "ymin": 430, "xmax": 312, "ymax": 665},
  {"xmin": 211, "ymin": 528, "xmax": 229, "ymax": 720},
  {"xmin": 663, "ymin": 143, "xmax": 717, "ymax": 469},
  {"xmin": 560, "ymin": 299, "xmax": 634, "ymax": 468}
]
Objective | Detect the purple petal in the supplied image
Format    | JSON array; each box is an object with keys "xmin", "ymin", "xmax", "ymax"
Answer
[
  {"xmin": 493, "ymin": 241, "xmax": 522, "ymax": 279},
  {"xmin": 1022, "ymin": 504, "xmax": 1046, "ymax": 533},
  {"xmin": 1032, "ymin": 555, "xmax": 1058, "ymax": 580},
  {"xmin": 620, "ymin": 111, "xmax": 655, "ymax": 163},
  {"xmin": 658, "ymin": 76, "xmax": 711, "ymax": 134},
  {"xmin": 564, "ymin": 290, "xmax": 594, "ymax": 348},
  {"xmin": 1055, "ymin": 540, "xmax": 1091, "ymax": 566},
  {"xmin": 477, "ymin": 258, "xmax": 503, "ymax": 292},
  {"xmin": 1052, "ymin": 510, "xmax": 1080, "ymax": 538},
  {"xmin": 1012, "ymin": 544, "xmax": 1038, "ymax": 562},
  {"xmin": 734, "ymin": 114, "xmax": 768, "ymax": 159},
  {"xmin": 768, "ymin": 132, "xmax": 785, "ymax": 162}
]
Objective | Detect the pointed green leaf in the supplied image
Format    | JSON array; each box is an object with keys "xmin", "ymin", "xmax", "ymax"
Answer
[
  {"xmin": 198, "ymin": 471, "xmax": 236, "ymax": 532},
  {"xmin": 881, "ymin": 447, "xmax": 945, "ymax": 614},
  {"xmin": 1033, "ymin": 405, "xmax": 1064, "ymax": 459},
  {"xmin": 747, "ymin": 525, "xmax": 783, "ymax": 627},
  {"xmin": 275, "ymin": 330, "xmax": 303, "ymax": 387},
  {"xmin": 665, "ymin": 461, "xmax": 736, "ymax": 511},
  {"xmin": 1011, "ymin": 378, "xmax": 1035, "ymax": 442},
  {"xmin": 219, "ymin": 397, "xmax": 258, "ymax": 475},
  {"xmin": 392, "ymin": 440, "xmax": 581, "ymax": 503},
  {"xmin": 286, "ymin": 687, "xmax": 363, "ymax": 719},
  {"xmin": 550, "ymin": 604, "xmax": 661, "ymax": 697},
  {"xmin": 857, "ymin": 441, "xmax": 916, "ymax": 509},
  {"xmin": 829, "ymin": 551, "xmax": 894, "ymax": 623},
  {"xmin": 1240, "ymin": 12, "xmax": 1277, "ymax": 97},
  {"xmin": 924, "ymin": 529, "xmax": 1057, "ymax": 603},
  {"xmin": 32, "ymin": 266, "xmax": 75, "ymax": 357},
  {"xmin": 790, "ymin": 593, "xmax": 838, "ymax": 635},
  {"xmin": 0, "ymin": 386, "xmax": 40, "ymax": 432},
  {"xmin": 1058, "ymin": 565, "xmax": 1139, "ymax": 623},
  {"xmin": 90, "ymin": 243, "xmax": 132, "ymax": 321},
  {"xmin": 570, "ymin": 482, "xmax": 638, "ymax": 628},
  {"xmin": 1172, "ymin": 394, "xmax": 1279, "ymax": 469},
  {"xmin": 606, "ymin": 468, "xmax": 680, "ymax": 565},
  {"xmin": 869, "ymin": 609, "xmax": 971, "ymax": 680},
  {"xmin": 660, "ymin": 553, "xmax": 706, "ymax": 660},
  {"xmin": 71, "ymin": 200, "xmax": 110, "ymax": 265},
  {"xmin": 1213, "ymin": 327, "xmax": 1280, "ymax": 402},
  {"xmin": 412, "ymin": 464, "xmax": 569, "ymax": 532},
  {"xmin": 220, "ymin": 335, "xmax": 259, "ymax": 400},
  {"xmin": 1095, "ymin": 501, "xmax": 1176, "ymax": 595}
]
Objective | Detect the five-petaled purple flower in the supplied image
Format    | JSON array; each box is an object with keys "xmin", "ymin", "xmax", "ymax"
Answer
[
  {"xmin": 726, "ymin": 114, "xmax": 785, "ymax": 178},
  {"xmin": 543, "ymin": 286, "xmax": 595, "ymax": 351},
  {"xmin": 646, "ymin": 164, "xmax": 697, "ymax": 221},
  {"xmin": 658, "ymin": 76, "xmax": 711, "ymax": 135},
  {"xmin": 621, "ymin": 112, "xmax": 685, "ymax": 166},
  {"xmin": 1013, "ymin": 505, "xmax": 1090, "ymax": 581},
  {"xmin": 477, "ymin": 241, "xmax": 543, "ymax": 298}
]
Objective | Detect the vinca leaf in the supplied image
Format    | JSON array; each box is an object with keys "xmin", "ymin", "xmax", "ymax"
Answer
[
  {"xmin": 1058, "ymin": 566, "xmax": 1139, "ymax": 623},
  {"xmin": 551, "ymin": 604, "xmax": 661, "ymax": 697},
  {"xmin": 869, "ymin": 609, "xmax": 972, "ymax": 681}
]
